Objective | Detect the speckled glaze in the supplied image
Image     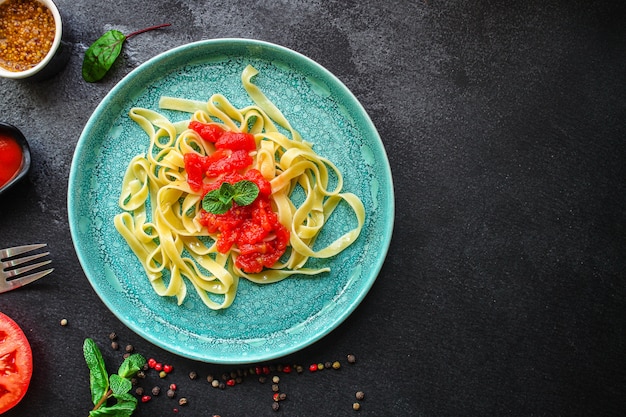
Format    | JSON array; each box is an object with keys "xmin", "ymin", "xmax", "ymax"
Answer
[{"xmin": 68, "ymin": 39, "xmax": 394, "ymax": 364}]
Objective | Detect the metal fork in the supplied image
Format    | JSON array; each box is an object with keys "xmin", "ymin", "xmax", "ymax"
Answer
[{"xmin": 0, "ymin": 244, "xmax": 53, "ymax": 293}]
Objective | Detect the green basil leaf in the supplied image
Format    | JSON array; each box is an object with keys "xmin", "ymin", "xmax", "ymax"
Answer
[
  {"xmin": 117, "ymin": 353, "xmax": 146, "ymax": 379},
  {"xmin": 83, "ymin": 338, "xmax": 109, "ymax": 406},
  {"xmin": 82, "ymin": 30, "xmax": 126, "ymax": 82},
  {"xmin": 233, "ymin": 180, "xmax": 259, "ymax": 206}
]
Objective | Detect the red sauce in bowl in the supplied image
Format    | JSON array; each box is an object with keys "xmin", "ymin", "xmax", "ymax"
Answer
[{"xmin": 0, "ymin": 132, "xmax": 23, "ymax": 187}]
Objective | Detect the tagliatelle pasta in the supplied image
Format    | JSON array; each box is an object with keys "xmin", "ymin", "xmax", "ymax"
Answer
[{"xmin": 113, "ymin": 65, "xmax": 365, "ymax": 310}]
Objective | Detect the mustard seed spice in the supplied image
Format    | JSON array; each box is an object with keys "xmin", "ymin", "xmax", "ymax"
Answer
[{"xmin": 0, "ymin": 0, "xmax": 56, "ymax": 72}]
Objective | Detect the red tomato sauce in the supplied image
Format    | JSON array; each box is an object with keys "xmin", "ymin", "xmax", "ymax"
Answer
[
  {"xmin": 0, "ymin": 133, "xmax": 23, "ymax": 188},
  {"xmin": 185, "ymin": 122, "xmax": 290, "ymax": 274}
]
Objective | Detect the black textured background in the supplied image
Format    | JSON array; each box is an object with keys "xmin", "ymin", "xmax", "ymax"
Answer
[{"xmin": 1, "ymin": 1, "xmax": 625, "ymax": 416}]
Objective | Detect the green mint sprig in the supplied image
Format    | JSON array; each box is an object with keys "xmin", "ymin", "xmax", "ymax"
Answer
[
  {"xmin": 83, "ymin": 338, "xmax": 146, "ymax": 417},
  {"xmin": 202, "ymin": 180, "xmax": 260, "ymax": 214},
  {"xmin": 82, "ymin": 24, "xmax": 171, "ymax": 83}
]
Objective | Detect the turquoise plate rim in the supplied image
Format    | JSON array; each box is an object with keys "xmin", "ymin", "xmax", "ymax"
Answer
[{"xmin": 68, "ymin": 38, "xmax": 394, "ymax": 364}]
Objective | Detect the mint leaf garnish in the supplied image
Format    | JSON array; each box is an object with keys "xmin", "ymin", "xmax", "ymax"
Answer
[
  {"xmin": 202, "ymin": 180, "xmax": 259, "ymax": 214},
  {"xmin": 83, "ymin": 338, "xmax": 145, "ymax": 416},
  {"xmin": 233, "ymin": 180, "xmax": 260, "ymax": 206}
]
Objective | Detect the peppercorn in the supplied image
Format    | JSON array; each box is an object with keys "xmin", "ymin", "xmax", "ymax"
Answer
[
  {"xmin": 135, "ymin": 387, "xmax": 144, "ymax": 396},
  {"xmin": 178, "ymin": 397, "xmax": 188, "ymax": 406},
  {"xmin": 211, "ymin": 379, "xmax": 220, "ymax": 388},
  {"xmin": 136, "ymin": 371, "xmax": 146, "ymax": 379},
  {"xmin": 141, "ymin": 395, "xmax": 151, "ymax": 403},
  {"xmin": 189, "ymin": 370, "xmax": 197, "ymax": 380},
  {"xmin": 279, "ymin": 393, "xmax": 287, "ymax": 401},
  {"xmin": 353, "ymin": 402, "xmax": 361, "ymax": 411},
  {"xmin": 159, "ymin": 371, "xmax": 167, "ymax": 378},
  {"xmin": 218, "ymin": 382, "xmax": 225, "ymax": 390},
  {"xmin": 332, "ymin": 361, "xmax": 341, "ymax": 370},
  {"xmin": 317, "ymin": 362, "xmax": 325, "ymax": 370},
  {"xmin": 169, "ymin": 383, "xmax": 177, "ymax": 391},
  {"xmin": 271, "ymin": 384, "xmax": 279, "ymax": 392},
  {"xmin": 207, "ymin": 374, "xmax": 214, "ymax": 383},
  {"xmin": 226, "ymin": 379, "xmax": 236, "ymax": 387},
  {"xmin": 272, "ymin": 401, "xmax": 280, "ymax": 411},
  {"xmin": 325, "ymin": 361, "xmax": 332, "ymax": 369},
  {"xmin": 308, "ymin": 364, "xmax": 318, "ymax": 372},
  {"xmin": 258, "ymin": 376, "xmax": 267, "ymax": 384},
  {"xmin": 356, "ymin": 391, "xmax": 365, "ymax": 400},
  {"xmin": 60, "ymin": 318, "xmax": 68, "ymax": 326},
  {"xmin": 125, "ymin": 344, "xmax": 134, "ymax": 353},
  {"xmin": 167, "ymin": 389, "xmax": 176, "ymax": 398},
  {"xmin": 151, "ymin": 386, "xmax": 160, "ymax": 396},
  {"xmin": 109, "ymin": 332, "xmax": 117, "ymax": 340},
  {"xmin": 347, "ymin": 354, "xmax": 356, "ymax": 364},
  {"xmin": 111, "ymin": 341, "xmax": 119, "ymax": 350},
  {"xmin": 163, "ymin": 364, "xmax": 173, "ymax": 373},
  {"xmin": 296, "ymin": 365, "xmax": 304, "ymax": 373},
  {"xmin": 272, "ymin": 375, "xmax": 280, "ymax": 384}
]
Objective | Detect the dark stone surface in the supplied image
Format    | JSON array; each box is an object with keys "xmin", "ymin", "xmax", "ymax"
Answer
[{"xmin": 1, "ymin": 1, "xmax": 624, "ymax": 416}]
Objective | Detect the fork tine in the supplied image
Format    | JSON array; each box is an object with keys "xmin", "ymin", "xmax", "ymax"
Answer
[
  {"xmin": 5, "ymin": 260, "xmax": 52, "ymax": 278},
  {"xmin": 0, "ymin": 268, "xmax": 54, "ymax": 294},
  {"xmin": 0, "ymin": 244, "xmax": 47, "ymax": 260},
  {"xmin": 2, "ymin": 251, "xmax": 50, "ymax": 269}
]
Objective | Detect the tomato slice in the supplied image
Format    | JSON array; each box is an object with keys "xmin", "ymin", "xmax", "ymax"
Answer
[{"xmin": 0, "ymin": 312, "xmax": 33, "ymax": 414}]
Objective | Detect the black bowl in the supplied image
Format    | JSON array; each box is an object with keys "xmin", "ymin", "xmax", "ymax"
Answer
[{"xmin": 0, "ymin": 123, "xmax": 31, "ymax": 196}]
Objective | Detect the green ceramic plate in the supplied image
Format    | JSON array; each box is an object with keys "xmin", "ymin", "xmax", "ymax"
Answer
[{"xmin": 68, "ymin": 39, "xmax": 393, "ymax": 364}]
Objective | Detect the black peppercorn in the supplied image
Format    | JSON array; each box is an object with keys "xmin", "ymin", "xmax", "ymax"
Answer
[
  {"xmin": 167, "ymin": 389, "xmax": 176, "ymax": 398},
  {"xmin": 151, "ymin": 386, "xmax": 160, "ymax": 396},
  {"xmin": 189, "ymin": 371, "xmax": 198, "ymax": 380},
  {"xmin": 272, "ymin": 401, "xmax": 280, "ymax": 411},
  {"xmin": 347, "ymin": 354, "xmax": 356, "ymax": 364}
]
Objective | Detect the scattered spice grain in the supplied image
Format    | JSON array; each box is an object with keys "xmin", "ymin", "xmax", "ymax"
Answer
[
  {"xmin": 347, "ymin": 354, "xmax": 356, "ymax": 364},
  {"xmin": 352, "ymin": 402, "xmax": 361, "ymax": 411},
  {"xmin": 272, "ymin": 401, "xmax": 280, "ymax": 411},
  {"xmin": 356, "ymin": 391, "xmax": 365, "ymax": 400},
  {"xmin": 60, "ymin": 318, "xmax": 68, "ymax": 326}
]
